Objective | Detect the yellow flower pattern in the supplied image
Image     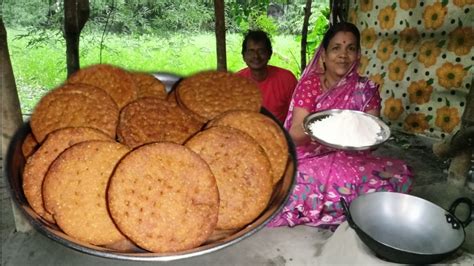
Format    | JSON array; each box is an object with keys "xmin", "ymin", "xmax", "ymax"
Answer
[
  {"xmin": 418, "ymin": 40, "xmax": 442, "ymax": 67},
  {"xmin": 453, "ymin": 0, "xmax": 474, "ymax": 7},
  {"xmin": 376, "ymin": 39, "xmax": 395, "ymax": 62},
  {"xmin": 435, "ymin": 106, "xmax": 461, "ymax": 133},
  {"xmin": 399, "ymin": 28, "xmax": 420, "ymax": 52},
  {"xmin": 378, "ymin": 6, "xmax": 396, "ymax": 30},
  {"xmin": 448, "ymin": 27, "xmax": 474, "ymax": 56},
  {"xmin": 388, "ymin": 58, "xmax": 408, "ymax": 81},
  {"xmin": 404, "ymin": 113, "xmax": 430, "ymax": 134},
  {"xmin": 360, "ymin": 0, "xmax": 374, "ymax": 12},
  {"xmin": 436, "ymin": 63, "xmax": 467, "ymax": 89},
  {"xmin": 383, "ymin": 97, "xmax": 404, "ymax": 120},
  {"xmin": 399, "ymin": 0, "xmax": 417, "ymax": 10},
  {"xmin": 423, "ymin": 2, "xmax": 447, "ymax": 30},
  {"xmin": 407, "ymin": 80, "xmax": 433, "ymax": 104},
  {"xmin": 361, "ymin": 28, "xmax": 377, "ymax": 49},
  {"xmin": 350, "ymin": 0, "xmax": 472, "ymax": 139}
]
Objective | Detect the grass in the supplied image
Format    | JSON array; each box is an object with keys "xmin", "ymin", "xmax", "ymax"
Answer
[{"xmin": 6, "ymin": 28, "xmax": 301, "ymax": 115}]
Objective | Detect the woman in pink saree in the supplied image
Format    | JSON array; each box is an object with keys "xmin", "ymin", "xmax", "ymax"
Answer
[{"xmin": 268, "ymin": 22, "xmax": 413, "ymax": 228}]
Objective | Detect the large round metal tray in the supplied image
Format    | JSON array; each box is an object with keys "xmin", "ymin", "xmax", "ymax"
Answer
[
  {"xmin": 303, "ymin": 109, "xmax": 391, "ymax": 151},
  {"xmin": 5, "ymin": 73, "xmax": 297, "ymax": 261}
]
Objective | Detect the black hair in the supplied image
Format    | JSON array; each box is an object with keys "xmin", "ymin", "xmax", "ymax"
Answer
[
  {"xmin": 321, "ymin": 22, "xmax": 361, "ymax": 50},
  {"xmin": 241, "ymin": 30, "xmax": 273, "ymax": 56}
]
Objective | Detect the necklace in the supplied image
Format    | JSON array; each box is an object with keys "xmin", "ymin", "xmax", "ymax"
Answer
[{"xmin": 322, "ymin": 76, "xmax": 331, "ymax": 91}]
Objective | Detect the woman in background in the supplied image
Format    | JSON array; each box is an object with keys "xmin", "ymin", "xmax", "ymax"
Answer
[{"xmin": 269, "ymin": 22, "xmax": 413, "ymax": 228}]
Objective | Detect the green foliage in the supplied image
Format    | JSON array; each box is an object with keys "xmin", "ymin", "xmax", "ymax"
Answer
[
  {"xmin": 2, "ymin": 0, "xmax": 60, "ymax": 29},
  {"xmin": 305, "ymin": 8, "xmax": 329, "ymax": 58},
  {"xmin": 3, "ymin": 0, "xmax": 330, "ymax": 114},
  {"xmin": 241, "ymin": 10, "xmax": 277, "ymax": 37},
  {"xmin": 7, "ymin": 29, "xmax": 300, "ymax": 115},
  {"xmin": 294, "ymin": 4, "xmax": 329, "ymax": 61}
]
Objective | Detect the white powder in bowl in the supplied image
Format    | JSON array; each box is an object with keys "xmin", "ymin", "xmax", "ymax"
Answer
[{"xmin": 308, "ymin": 110, "xmax": 382, "ymax": 147}]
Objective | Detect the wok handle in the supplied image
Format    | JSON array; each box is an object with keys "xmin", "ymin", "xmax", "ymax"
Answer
[
  {"xmin": 448, "ymin": 197, "xmax": 473, "ymax": 228},
  {"xmin": 340, "ymin": 197, "xmax": 358, "ymax": 229}
]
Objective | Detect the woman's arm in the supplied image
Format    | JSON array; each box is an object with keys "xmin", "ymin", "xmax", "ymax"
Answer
[
  {"xmin": 366, "ymin": 108, "xmax": 380, "ymax": 117},
  {"xmin": 288, "ymin": 107, "xmax": 312, "ymax": 146},
  {"xmin": 363, "ymin": 82, "xmax": 381, "ymax": 117}
]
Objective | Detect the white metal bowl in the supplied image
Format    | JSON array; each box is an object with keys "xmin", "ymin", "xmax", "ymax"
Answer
[
  {"xmin": 303, "ymin": 109, "xmax": 391, "ymax": 151},
  {"xmin": 6, "ymin": 72, "xmax": 296, "ymax": 261}
]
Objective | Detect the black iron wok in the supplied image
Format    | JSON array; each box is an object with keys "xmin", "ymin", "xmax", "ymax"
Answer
[{"xmin": 341, "ymin": 192, "xmax": 473, "ymax": 265}]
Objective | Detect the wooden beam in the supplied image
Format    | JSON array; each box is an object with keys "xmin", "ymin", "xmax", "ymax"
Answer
[
  {"xmin": 300, "ymin": 0, "xmax": 312, "ymax": 72},
  {"xmin": 1, "ymin": 19, "xmax": 33, "ymax": 232},
  {"xmin": 64, "ymin": 0, "xmax": 90, "ymax": 77},
  {"xmin": 214, "ymin": 0, "xmax": 227, "ymax": 71}
]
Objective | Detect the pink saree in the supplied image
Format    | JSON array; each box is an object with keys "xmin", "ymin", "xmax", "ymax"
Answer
[{"xmin": 268, "ymin": 47, "xmax": 413, "ymax": 228}]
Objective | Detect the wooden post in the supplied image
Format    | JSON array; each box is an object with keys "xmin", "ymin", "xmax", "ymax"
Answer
[
  {"xmin": 1, "ymin": 19, "xmax": 33, "ymax": 232},
  {"xmin": 214, "ymin": 0, "xmax": 227, "ymax": 71},
  {"xmin": 64, "ymin": 0, "xmax": 90, "ymax": 77},
  {"xmin": 300, "ymin": 0, "xmax": 312, "ymax": 72}
]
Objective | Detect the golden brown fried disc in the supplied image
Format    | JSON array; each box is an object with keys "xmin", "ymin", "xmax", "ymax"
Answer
[
  {"xmin": 130, "ymin": 72, "xmax": 167, "ymax": 99},
  {"xmin": 208, "ymin": 110, "xmax": 288, "ymax": 185},
  {"xmin": 176, "ymin": 70, "xmax": 262, "ymax": 122},
  {"xmin": 117, "ymin": 97, "xmax": 203, "ymax": 148},
  {"xmin": 30, "ymin": 84, "xmax": 119, "ymax": 142},
  {"xmin": 21, "ymin": 133, "xmax": 39, "ymax": 159},
  {"xmin": 185, "ymin": 126, "xmax": 273, "ymax": 230},
  {"xmin": 23, "ymin": 127, "xmax": 112, "ymax": 223},
  {"xmin": 67, "ymin": 64, "xmax": 138, "ymax": 109},
  {"xmin": 166, "ymin": 89, "xmax": 177, "ymax": 104},
  {"xmin": 107, "ymin": 142, "xmax": 219, "ymax": 253},
  {"xmin": 43, "ymin": 140, "xmax": 130, "ymax": 246}
]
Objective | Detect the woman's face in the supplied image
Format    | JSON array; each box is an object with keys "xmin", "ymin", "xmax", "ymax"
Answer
[
  {"xmin": 243, "ymin": 39, "xmax": 271, "ymax": 71},
  {"xmin": 322, "ymin": 31, "xmax": 359, "ymax": 78}
]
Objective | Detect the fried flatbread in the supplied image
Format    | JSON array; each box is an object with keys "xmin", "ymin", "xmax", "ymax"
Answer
[
  {"xmin": 176, "ymin": 71, "xmax": 262, "ymax": 122},
  {"xmin": 208, "ymin": 110, "xmax": 288, "ymax": 185},
  {"xmin": 23, "ymin": 127, "xmax": 112, "ymax": 223},
  {"xmin": 30, "ymin": 84, "xmax": 119, "ymax": 142},
  {"xmin": 21, "ymin": 133, "xmax": 39, "ymax": 159},
  {"xmin": 130, "ymin": 72, "xmax": 167, "ymax": 99},
  {"xmin": 67, "ymin": 64, "xmax": 138, "ymax": 109},
  {"xmin": 185, "ymin": 126, "xmax": 272, "ymax": 230},
  {"xmin": 43, "ymin": 140, "xmax": 130, "ymax": 245},
  {"xmin": 117, "ymin": 97, "xmax": 203, "ymax": 148},
  {"xmin": 107, "ymin": 142, "xmax": 219, "ymax": 253}
]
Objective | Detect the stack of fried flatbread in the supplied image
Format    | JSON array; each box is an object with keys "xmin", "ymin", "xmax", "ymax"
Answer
[{"xmin": 22, "ymin": 64, "xmax": 289, "ymax": 253}]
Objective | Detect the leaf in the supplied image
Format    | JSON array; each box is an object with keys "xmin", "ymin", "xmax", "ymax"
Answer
[
  {"xmin": 381, "ymin": 72, "xmax": 386, "ymax": 78},
  {"xmin": 442, "ymin": 0, "xmax": 449, "ymax": 6},
  {"xmin": 391, "ymin": 3, "xmax": 397, "ymax": 9},
  {"xmin": 458, "ymin": 18, "xmax": 463, "ymax": 27},
  {"xmin": 437, "ymin": 40, "xmax": 446, "ymax": 48},
  {"xmin": 405, "ymin": 20, "xmax": 410, "ymax": 28},
  {"xmin": 391, "ymin": 90, "xmax": 395, "ymax": 98},
  {"xmin": 446, "ymin": 98, "xmax": 451, "ymax": 107},
  {"xmin": 464, "ymin": 65, "xmax": 472, "ymax": 71},
  {"xmin": 426, "ymin": 115, "xmax": 433, "ymax": 121},
  {"xmin": 427, "ymin": 78, "xmax": 434, "ymax": 85},
  {"xmin": 391, "ymin": 38, "xmax": 398, "ymax": 45}
]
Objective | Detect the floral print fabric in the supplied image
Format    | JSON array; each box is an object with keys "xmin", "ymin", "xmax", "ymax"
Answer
[{"xmin": 349, "ymin": 0, "xmax": 473, "ymax": 138}]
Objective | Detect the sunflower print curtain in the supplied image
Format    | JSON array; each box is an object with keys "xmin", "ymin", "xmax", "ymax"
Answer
[{"xmin": 348, "ymin": 0, "xmax": 473, "ymax": 139}]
